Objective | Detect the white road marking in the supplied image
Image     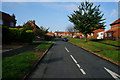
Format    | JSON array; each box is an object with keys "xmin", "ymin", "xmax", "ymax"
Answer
[
  {"xmin": 80, "ymin": 69, "xmax": 86, "ymax": 75},
  {"xmin": 70, "ymin": 55, "xmax": 77, "ymax": 64},
  {"xmin": 76, "ymin": 64, "xmax": 81, "ymax": 68},
  {"xmin": 65, "ymin": 47, "xmax": 69, "ymax": 52},
  {"xmin": 104, "ymin": 67, "xmax": 120, "ymax": 80},
  {"xmin": 70, "ymin": 55, "xmax": 86, "ymax": 75}
]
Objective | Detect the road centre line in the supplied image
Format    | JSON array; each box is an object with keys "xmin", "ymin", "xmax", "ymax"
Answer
[
  {"xmin": 70, "ymin": 55, "xmax": 86, "ymax": 75},
  {"xmin": 65, "ymin": 47, "xmax": 69, "ymax": 52},
  {"xmin": 80, "ymin": 69, "xmax": 86, "ymax": 75},
  {"xmin": 70, "ymin": 55, "xmax": 77, "ymax": 64}
]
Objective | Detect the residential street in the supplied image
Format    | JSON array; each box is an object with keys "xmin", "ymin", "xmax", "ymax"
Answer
[{"xmin": 29, "ymin": 38, "xmax": 120, "ymax": 79}]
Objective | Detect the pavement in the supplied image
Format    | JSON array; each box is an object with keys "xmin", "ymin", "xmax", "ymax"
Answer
[
  {"xmin": 2, "ymin": 42, "xmax": 42, "ymax": 59},
  {"xmin": 29, "ymin": 38, "xmax": 120, "ymax": 79}
]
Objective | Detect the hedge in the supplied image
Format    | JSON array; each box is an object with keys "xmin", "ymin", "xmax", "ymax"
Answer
[{"xmin": 2, "ymin": 26, "xmax": 35, "ymax": 44}]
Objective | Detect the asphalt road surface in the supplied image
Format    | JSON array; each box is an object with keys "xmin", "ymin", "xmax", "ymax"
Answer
[{"xmin": 29, "ymin": 38, "xmax": 120, "ymax": 79}]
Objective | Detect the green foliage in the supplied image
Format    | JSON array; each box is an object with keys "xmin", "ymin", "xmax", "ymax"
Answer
[
  {"xmin": 24, "ymin": 30, "xmax": 35, "ymax": 42},
  {"xmin": 11, "ymin": 14, "xmax": 15, "ymax": 19},
  {"xmin": 35, "ymin": 26, "xmax": 49, "ymax": 37},
  {"xmin": 2, "ymin": 51, "xmax": 42, "ymax": 79},
  {"xmin": 68, "ymin": 1, "xmax": 106, "ymax": 41},
  {"xmin": 2, "ymin": 26, "xmax": 12, "ymax": 44},
  {"xmin": 44, "ymin": 35, "xmax": 54, "ymax": 41},
  {"xmin": 2, "ymin": 26, "xmax": 35, "ymax": 44}
]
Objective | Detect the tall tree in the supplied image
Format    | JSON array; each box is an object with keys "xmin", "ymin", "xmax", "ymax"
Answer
[
  {"xmin": 68, "ymin": 1, "xmax": 106, "ymax": 41},
  {"xmin": 11, "ymin": 14, "xmax": 15, "ymax": 19}
]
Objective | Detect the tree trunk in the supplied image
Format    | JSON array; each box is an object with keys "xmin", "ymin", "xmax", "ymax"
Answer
[{"xmin": 84, "ymin": 34, "xmax": 87, "ymax": 42}]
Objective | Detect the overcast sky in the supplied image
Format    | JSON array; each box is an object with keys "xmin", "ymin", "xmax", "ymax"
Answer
[{"xmin": 1, "ymin": 1, "xmax": 119, "ymax": 32}]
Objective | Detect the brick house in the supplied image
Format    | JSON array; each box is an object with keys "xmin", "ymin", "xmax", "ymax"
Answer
[
  {"xmin": 46, "ymin": 32, "xmax": 55, "ymax": 36},
  {"xmin": 0, "ymin": 11, "xmax": 16, "ymax": 27},
  {"xmin": 54, "ymin": 31, "xmax": 84, "ymax": 38},
  {"xmin": 87, "ymin": 28, "xmax": 105, "ymax": 39},
  {"xmin": 54, "ymin": 31, "xmax": 73, "ymax": 37},
  {"xmin": 104, "ymin": 18, "xmax": 120, "ymax": 40},
  {"xmin": 23, "ymin": 20, "xmax": 39, "ymax": 32}
]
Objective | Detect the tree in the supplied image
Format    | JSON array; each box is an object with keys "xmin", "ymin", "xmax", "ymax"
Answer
[
  {"xmin": 11, "ymin": 14, "xmax": 15, "ymax": 19},
  {"xmin": 35, "ymin": 26, "xmax": 49, "ymax": 37},
  {"xmin": 68, "ymin": 1, "xmax": 106, "ymax": 41}
]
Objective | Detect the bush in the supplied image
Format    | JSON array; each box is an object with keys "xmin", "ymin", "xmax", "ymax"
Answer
[
  {"xmin": 2, "ymin": 26, "xmax": 35, "ymax": 44},
  {"xmin": 2, "ymin": 26, "xmax": 12, "ymax": 44},
  {"xmin": 44, "ymin": 35, "xmax": 54, "ymax": 41},
  {"xmin": 24, "ymin": 30, "xmax": 35, "ymax": 42}
]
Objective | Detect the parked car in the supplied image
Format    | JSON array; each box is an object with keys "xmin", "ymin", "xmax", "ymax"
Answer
[{"xmin": 62, "ymin": 38, "xmax": 68, "ymax": 42}]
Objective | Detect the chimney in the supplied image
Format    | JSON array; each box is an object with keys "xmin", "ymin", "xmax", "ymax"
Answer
[{"xmin": 33, "ymin": 20, "xmax": 35, "ymax": 24}]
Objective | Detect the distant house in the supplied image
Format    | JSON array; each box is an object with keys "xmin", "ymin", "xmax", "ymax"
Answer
[
  {"xmin": 23, "ymin": 20, "xmax": 39, "ymax": 32},
  {"xmin": 0, "ymin": 11, "xmax": 16, "ymax": 27},
  {"xmin": 54, "ymin": 31, "xmax": 73, "ymax": 37},
  {"xmin": 104, "ymin": 18, "xmax": 120, "ymax": 40},
  {"xmin": 87, "ymin": 28, "xmax": 105, "ymax": 39},
  {"xmin": 46, "ymin": 32, "xmax": 55, "ymax": 36},
  {"xmin": 73, "ymin": 32, "xmax": 84, "ymax": 38},
  {"xmin": 54, "ymin": 31, "xmax": 84, "ymax": 38}
]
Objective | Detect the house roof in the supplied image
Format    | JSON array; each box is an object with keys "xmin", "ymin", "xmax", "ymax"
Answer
[
  {"xmin": 93, "ymin": 28, "xmax": 105, "ymax": 33},
  {"xmin": 110, "ymin": 18, "xmax": 120, "ymax": 26},
  {"xmin": 54, "ymin": 31, "xmax": 73, "ymax": 33},
  {"xmin": 0, "ymin": 11, "xmax": 16, "ymax": 22},
  {"xmin": 24, "ymin": 20, "xmax": 39, "ymax": 29},
  {"xmin": 105, "ymin": 27, "xmax": 120, "ymax": 33}
]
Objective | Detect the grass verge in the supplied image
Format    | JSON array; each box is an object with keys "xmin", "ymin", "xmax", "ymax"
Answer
[
  {"xmin": 96, "ymin": 50, "xmax": 120, "ymax": 63},
  {"xmin": 89, "ymin": 39, "xmax": 120, "ymax": 46},
  {"xmin": 2, "ymin": 51, "xmax": 43, "ymax": 79},
  {"xmin": 68, "ymin": 38, "xmax": 118, "ymax": 51},
  {"xmin": 35, "ymin": 42, "xmax": 52, "ymax": 51},
  {"xmin": 3, "ymin": 42, "xmax": 53, "ymax": 79}
]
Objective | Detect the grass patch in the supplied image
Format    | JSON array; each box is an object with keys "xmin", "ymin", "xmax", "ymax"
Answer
[
  {"xmin": 68, "ymin": 38, "xmax": 118, "ymax": 51},
  {"xmin": 2, "ymin": 51, "xmax": 43, "ymax": 79},
  {"xmin": 97, "ymin": 50, "xmax": 120, "ymax": 63},
  {"xmin": 35, "ymin": 42, "xmax": 52, "ymax": 51},
  {"xmin": 32, "ymin": 41, "xmax": 40, "ymax": 44},
  {"xmin": 51, "ymin": 38, "xmax": 56, "ymax": 42},
  {"xmin": 89, "ymin": 39, "xmax": 120, "ymax": 46}
]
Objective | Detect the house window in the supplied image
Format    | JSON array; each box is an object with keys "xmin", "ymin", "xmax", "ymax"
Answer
[
  {"xmin": 109, "ymin": 33, "xmax": 111, "ymax": 37},
  {"xmin": 10, "ymin": 22, "xmax": 14, "ymax": 27},
  {"xmin": 105, "ymin": 33, "xmax": 107, "ymax": 37}
]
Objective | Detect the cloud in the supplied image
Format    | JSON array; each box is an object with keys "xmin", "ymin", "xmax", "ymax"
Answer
[
  {"xmin": 40, "ymin": 3, "xmax": 78, "ymax": 11},
  {"xmin": 110, "ymin": 9, "xmax": 118, "ymax": 17}
]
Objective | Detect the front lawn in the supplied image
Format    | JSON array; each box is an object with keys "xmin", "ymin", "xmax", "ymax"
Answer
[
  {"xmin": 89, "ymin": 39, "xmax": 120, "ymax": 46},
  {"xmin": 2, "ymin": 51, "xmax": 43, "ymax": 79},
  {"xmin": 97, "ymin": 50, "xmax": 120, "ymax": 63},
  {"xmin": 68, "ymin": 38, "xmax": 118, "ymax": 51}
]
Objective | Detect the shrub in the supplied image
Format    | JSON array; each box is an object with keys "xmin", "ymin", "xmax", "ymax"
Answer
[
  {"xmin": 2, "ymin": 26, "xmax": 12, "ymax": 44},
  {"xmin": 2, "ymin": 26, "xmax": 35, "ymax": 44},
  {"xmin": 24, "ymin": 30, "xmax": 35, "ymax": 42},
  {"xmin": 44, "ymin": 35, "xmax": 54, "ymax": 41}
]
